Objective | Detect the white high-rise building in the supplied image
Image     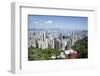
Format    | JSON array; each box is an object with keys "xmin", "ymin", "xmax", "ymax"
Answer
[
  {"xmin": 36, "ymin": 32, "xmax": 49, "ymax": 49},
  {"xmin": 42, "ymin": 32, "xmax": 46, "ymax": 41},
  {"xmin": 48, "ymin": 39, "xmax": 54, "ymax": 48},
  {"xmin": 54, "ymin": 38, "xmax": 60, "ymax": 49},
  {"xmin": 60, "ymin": 39, "xmax": 67, "ymax": 50},
  {"xmin": 71, "ymin": 33, "xmax": 78, "ymax": 46},
  {"xmin": 67, "ymin": 38, "xmax": 72, "ymax": 49}
]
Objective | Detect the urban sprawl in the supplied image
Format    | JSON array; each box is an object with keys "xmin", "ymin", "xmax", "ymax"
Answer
[{"xmin": 28, "ymin": 29, "xmax": 88, "ymax": 60}]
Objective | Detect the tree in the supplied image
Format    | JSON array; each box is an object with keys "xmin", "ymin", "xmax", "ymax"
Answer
[
  {"xmin": 72, "ymin": 37, "xmax": 88, "ymax": 58},
  {"xmin": 28, "ymin": 46, "xmax": 61, "ymax": 61}
]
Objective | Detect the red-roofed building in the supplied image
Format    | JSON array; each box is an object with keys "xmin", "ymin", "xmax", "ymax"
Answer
[{"xmin": 64, "ymin": 48, "xmax": 78, "ymax": 59}]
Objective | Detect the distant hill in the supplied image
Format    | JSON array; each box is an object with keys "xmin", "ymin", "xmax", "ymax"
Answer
[{"xmin": 28, "ymin": 28, "xmax": 87, "ymax": 35}]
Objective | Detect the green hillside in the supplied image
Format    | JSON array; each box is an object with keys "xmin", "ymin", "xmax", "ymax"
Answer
[{"xmin": 72, "ymin": 37, "xmax": 88, "ymax": 58}]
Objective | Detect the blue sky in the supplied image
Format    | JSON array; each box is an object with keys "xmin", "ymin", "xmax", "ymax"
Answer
[{"xmin": 28, "ymin": 15, "xmax": 88, "ymax": 31}]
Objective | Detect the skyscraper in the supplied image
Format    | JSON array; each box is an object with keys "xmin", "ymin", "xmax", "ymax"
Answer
[
  {"xmin": 67, "ymin": 38, "xmax": 72, "ymax": 49},
  {"xmin": 54, "ymin": 38, "xmax": 60, "ymax": 49},
  {"xmin": 43, "ymin": 32, "xmax": 46, "ymax": 41},
  {"xmin": 48, "ymin": 39, "xmax": 54, "ymax": 48}
]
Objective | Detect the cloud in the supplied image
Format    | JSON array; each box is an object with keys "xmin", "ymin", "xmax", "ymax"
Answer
[
  {"xmin": 31, "ymin": 20, "xmax": 53, "ymax": 29},
  {"xmin": 33, "ymin": 21, "xmax": 38, "ymax": 24},
  {"xmin": 44, "ymin": 20, "xmax": 52, "ymax": 24}
]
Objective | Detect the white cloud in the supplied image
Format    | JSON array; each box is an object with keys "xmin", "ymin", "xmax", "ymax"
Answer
[
  {"xmin": 31, "ymin": 20, "xmax": 53, "ymax": 29},
  {"xmin": 44, "ymin": 20, "xmax": 52, "ymax": 24}
]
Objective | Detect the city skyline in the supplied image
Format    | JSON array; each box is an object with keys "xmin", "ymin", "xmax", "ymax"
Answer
[
  {"xmin": 28, "ymin": 15, "xmax": 88, "ymax": 60},
  {"xmin": 28, "ymin": 15, "xmax": 88, "ymax": 31}
]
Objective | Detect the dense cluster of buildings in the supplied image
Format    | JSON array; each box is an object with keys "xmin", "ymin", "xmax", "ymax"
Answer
[
  {"xmin": 28, "ymin": 30, "xmax": 87, "ymax": 59},
  {"xmin": 28, "ymin": 30, "xmax": 87, "ymax": 50}
]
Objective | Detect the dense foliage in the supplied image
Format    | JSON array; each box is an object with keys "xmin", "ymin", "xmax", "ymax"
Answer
[
  {"xmin": 28, "ymin": 46, "xmax": 61, "ymax": 61},
  {"xmin": 72, "ymin": 37, "xmax": 88, "ymax": 58}
]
